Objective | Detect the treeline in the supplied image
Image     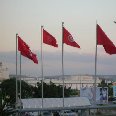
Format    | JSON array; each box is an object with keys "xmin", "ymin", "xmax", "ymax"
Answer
[{"xmin": 0, "ymin": 78, "xmax": 78, "ymax": 105}]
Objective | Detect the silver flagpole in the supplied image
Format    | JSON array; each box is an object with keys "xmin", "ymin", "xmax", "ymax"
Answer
[
  {"xmin": 20, "ymin": 53, "xmax": 22, "ymax": 104},
  {"xmin": 41, "ymin": 26, "xmax": 44, "ymax": 108},
  {"xmin": 94, "ymin": 21, "xmax": 97, "ymax": 105},
  {"xmin": 62, "ymin": 22, "xmax": 64, "ymax": 108},
  {"xmin": 19, "ymin": 52, "xmax": 22, "ymax": 115},
  {"xmin": 16, "ymin": 33, "xmax": 18, "ymax": 108}
]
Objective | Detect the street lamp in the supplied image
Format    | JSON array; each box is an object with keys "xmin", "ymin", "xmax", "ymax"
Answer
[{"xmin": 0, "ymin": 88, "xmax": 2, "ymax": 107}]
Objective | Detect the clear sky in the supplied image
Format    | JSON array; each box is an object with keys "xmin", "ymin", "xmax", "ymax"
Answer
[{"xmin": 0, "ymin": 0, "xmax": 116, "ymax": 76}]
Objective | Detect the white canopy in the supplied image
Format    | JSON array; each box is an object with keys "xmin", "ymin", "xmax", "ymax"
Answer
[{"xmin": 21, "ymin": 97, "xmax": 91, "ymax": 109}]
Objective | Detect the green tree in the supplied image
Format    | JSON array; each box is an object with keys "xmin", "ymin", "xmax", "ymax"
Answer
[
  {"xmin": 36, "ymin": 81, "xmax": 73, "ymax": 98},
  {"xmin": 0, "ymin": 78, "xmax": 34, "ymax": 105}
]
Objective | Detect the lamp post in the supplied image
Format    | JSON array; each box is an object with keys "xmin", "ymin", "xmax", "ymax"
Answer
[{"xmin": 0, "ymin": 88, "xmax": 2, "ymax": 107}]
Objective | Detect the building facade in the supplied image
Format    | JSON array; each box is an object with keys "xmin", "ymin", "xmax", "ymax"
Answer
[{"xmin": 0, "ymin": 62, "xmax": 9, "ymax": 81}]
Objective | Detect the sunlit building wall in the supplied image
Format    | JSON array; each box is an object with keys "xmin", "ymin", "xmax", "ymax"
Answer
[{"xmin": 0, "ymin": 62, "xmax": 9, "ymax": 81}]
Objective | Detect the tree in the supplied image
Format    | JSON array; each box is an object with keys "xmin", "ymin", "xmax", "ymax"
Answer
[
  {"xmin": 36, "ymin": 81, "xmax": 73, "ymax": 98},
  {"xmin": 0, "ymin": 78, "xmax": 34, "ymax": 105}
]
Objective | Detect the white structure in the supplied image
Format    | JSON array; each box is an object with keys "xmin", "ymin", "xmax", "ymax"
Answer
[
  {"xmin": 10, "ymin": 75, "xmax": 39, "ymax": 86},
  {"xmin": 21, "ymin": 97, "xmax": 91, "ymax": 109},
  {"xmin": 44, "ymin": 75, "xmax": 101, "ymax": 89},
  {"xmin": 10, "ymin": 75, "xmax": 101, "ymax": 89},
  {"xmin": 0, "ymin": 62, "xmax": 9, "ymax": 81}
]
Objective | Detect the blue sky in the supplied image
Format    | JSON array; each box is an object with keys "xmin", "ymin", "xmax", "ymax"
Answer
[{"xmin": 0, "ymin": 0, "xmax": 116, "ymax": 76}]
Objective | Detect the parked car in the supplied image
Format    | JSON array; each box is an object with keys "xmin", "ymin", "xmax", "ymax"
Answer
[
  {"xmin": 41, "ymin": 111, "xmax": 53, "ymax": 116},
  {"xmin": 112, "ymin": 97, "xmax": 116, "ymax": 104},
  {"xmin": 108, "ymin": 97, "xmax": 116, "ymax": 103},
  {"xmin": 59, "ymin": 110, "xmax": 77, "ymax": 116}
]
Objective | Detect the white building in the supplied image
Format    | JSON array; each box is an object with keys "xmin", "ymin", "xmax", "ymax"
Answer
[
  {"xmin": 10, "ymin": 74, "xmax": 101, "ymax": 89},
  {"xmin": 0, "ymin": 62, "xmax": 9, "ymax": 81}
]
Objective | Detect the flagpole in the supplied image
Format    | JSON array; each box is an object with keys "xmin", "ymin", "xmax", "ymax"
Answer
[
  {"xmin": 41, "ymin": 25, "xmax": 44, "ymax": 108},
  {"xmin": 62, "ymin": 22, "xmax": 64, "ymax": 108},
  {"xmin": 19, "ymin": 53, "xmax": 22, "ymax": 104},
  {"xmin": 19, "ymin": 52, "xmax": 22, "ymax": 115},
  {"xmin": 94, "ymin": 21, "xmax": 97, "ymax": 105},
  {"xmin": 16, "ymin": 33, "xmax": 18, "ymax": 108}
]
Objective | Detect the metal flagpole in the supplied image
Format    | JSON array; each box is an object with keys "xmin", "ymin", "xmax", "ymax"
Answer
[
  {"xmin": 80, "ymin": 76, "xmax": 81, "ymax": 90},
  {"xmin": 62, "ymin": 22, "xmax": 64, "ymax": 108},
  {"xmin": 41, "ymin": 26, "xmax": 44, "ymax": 108},
  {"xmin": 94, "ymin": 21, "xmax": 98, "ymax": 105},
  {"xmin": 16, "ymin": 33, "xmax": 18, "ymax": 108},
  {"xmin": 20, "ymin": 53, "xmax": 22, "ymax": 104}
]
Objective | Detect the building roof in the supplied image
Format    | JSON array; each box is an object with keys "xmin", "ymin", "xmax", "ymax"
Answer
[{"xmin": 21, "ymin": 97, "xmax": 91, "ymax": 109}]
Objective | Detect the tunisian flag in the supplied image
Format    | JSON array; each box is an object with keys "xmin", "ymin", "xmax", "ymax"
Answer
[
  {"xmin": 18, "ymin": 36, "xmax": 31, "ymax": 58},
  {"xmin": 97, "ymin": 24, "xmax": 116, "ymax": 54},
  {"xmin": 18, "ymin": 36, "xmax": 38, "ymax": 64},
  {"xmin": 63, "ymin": 27, "xmax": 80, "ymax": 48},
  {"xmin": 43, "ymin": 29, "xmax": 58, "ymax": 47},
  {"xmin": 31, "ymin": 52, "xmax": 38, "ymax": 64}
]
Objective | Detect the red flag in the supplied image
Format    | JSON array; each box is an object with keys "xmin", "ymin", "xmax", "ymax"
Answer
[
  {"xmin": 18, "ymin": 36, "xmax": 30, "ymax": 52},
  {"xmin": 43, "ymin": 29, "xmax": 58, "ymax": 47},
  {"xmin": 103, "ymin": 45, "xmax": 116, "ymax": 54},
  {"xmin": 18, "ymin": 36, "xmax": 38, "ymax": 64},
  {"xmin": 31, "ymin": 52, "xmax": 38, "ymax": 64},
  {"xmin": 63, "ymin": 27, "xmax": 80, "ymax": 48},
  {"xmin": 18, "ymin": 36, "xmax": 31, "ymax": 58},
  {"xmin": 97, "ymin": 24, "xmax": 116, "ymax": 54}
]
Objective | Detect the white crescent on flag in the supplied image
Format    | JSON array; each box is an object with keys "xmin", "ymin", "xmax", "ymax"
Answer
[{"xmin": 68, "ymin": 35, "xmax": 74, "ymax": 42}]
